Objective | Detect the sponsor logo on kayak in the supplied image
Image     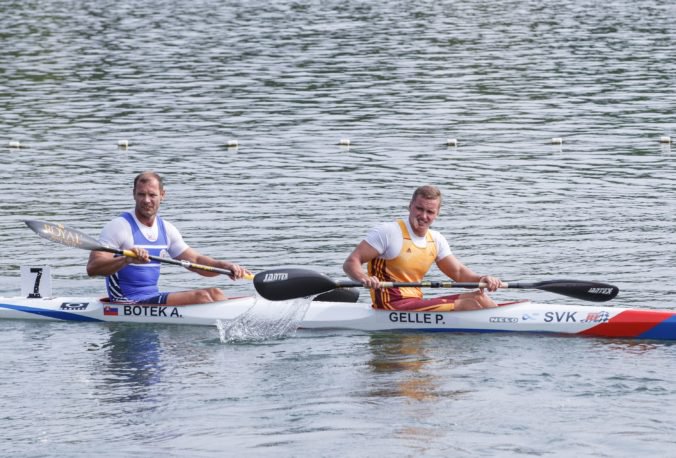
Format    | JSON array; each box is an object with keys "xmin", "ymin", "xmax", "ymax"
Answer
[
  {"xmin": 262, "ymin": 272, "xmax": 288, "ymax": 282},
  {"xmin": 389, "ymin": 312, "xmax": 445, "ymax": 325},
  {"xmin": 103, "ymin": 305, "xmax": 118, "ymax": 316},
  {"xmin": 544, "ymin": 311, "xmax": 578, "ymax": 322},
  {"xmin": 489, "ymin": 317, "xmax": 518, "ymax": 323},
  {"xmin": 60, "ymin": 302, "xmax": 89, "ymax": 311},
  {"xmin": 123, "ymin": 305, "xmax": 182, "ymax": 318},
  {"xmin": 581, "ymin": 311, "xmax": 610, "ymax": 323},
  {"xmin": 588, "ymin": 287, "xmax": 615, "ymax": 295}
]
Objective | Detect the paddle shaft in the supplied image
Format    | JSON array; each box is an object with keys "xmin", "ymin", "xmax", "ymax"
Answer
[
  {"xmin": 337, "ymin": 279, "xmax": 617, "ymax": 298},
  {"xmin": 336, "ymin": 279, "xmax": 612, "ymax": 292},
  {"xmin": 253, "ymin": 268, "xmax": 620, "ymax": 302},
  {"xmin": 103, "ymin": 246, "xmax": 238, "ymax": 276},
  {"xmin": 334, "ymin": 280, "xmax": 487, "ymax": 289},
  {"xmin": 24, "ymin": 219, "xmax": 252, "ymax": 279}
]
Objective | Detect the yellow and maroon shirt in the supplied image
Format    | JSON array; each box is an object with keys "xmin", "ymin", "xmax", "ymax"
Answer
[{"xmin": 368, "ymin": 219, "xmax": 437, "ymax": 309}]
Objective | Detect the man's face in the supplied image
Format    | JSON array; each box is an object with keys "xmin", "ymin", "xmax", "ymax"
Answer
[
  {"xmin": 408, "ymin": 196, "xmax": 440, "ymax": 236},
  {"xmin": 133, "ymin": 178, "xmax": 165, "ymax": 222}
]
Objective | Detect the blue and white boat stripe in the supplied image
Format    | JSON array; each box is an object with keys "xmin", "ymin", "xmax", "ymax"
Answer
[{"xmin": 0, "ymin": 303, "xmax": 103, "ymax": 322}]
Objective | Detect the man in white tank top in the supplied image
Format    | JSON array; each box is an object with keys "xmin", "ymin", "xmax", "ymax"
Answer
[
  {"xmin": 86, "ymin": 171, "xmax": 251, "ymax": 306},
  {"xmin": 343, "ymin": 185, "xmax": 503, "ymax": 311}
]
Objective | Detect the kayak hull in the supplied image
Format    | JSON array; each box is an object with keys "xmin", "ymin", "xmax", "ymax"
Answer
[{"xmin": 2, "ymin": 296, "xmax": 676, "ymax": 340}]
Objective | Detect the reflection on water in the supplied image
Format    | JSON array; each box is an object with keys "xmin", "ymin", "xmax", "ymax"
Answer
[
  {"xmin": 364, "ymin": 332, "xmax": 480, "ymax": 451},
  {"xmin": 593, "ymin": 340, "xmax": 672, "ymax": 354},
  {"xmin": 99, "ymin": 325, "xmax": 163, "ymax": 404},
  {"xmin": 367, "ymin": 333, "xmax": 470, "ymax": 402}
]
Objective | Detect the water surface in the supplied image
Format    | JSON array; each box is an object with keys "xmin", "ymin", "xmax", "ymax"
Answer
[{"xmin": 1, "ymin": 0, "xmax": 676, "ymax": 456}]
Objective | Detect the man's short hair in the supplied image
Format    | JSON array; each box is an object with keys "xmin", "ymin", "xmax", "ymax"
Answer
[
  {"xmin": 411, "ymin": 185, "xmax": 442, "ymax": 207},
  {"xmin": 133, "ymin": 171, "xmax": 164, "ymax": 191}
]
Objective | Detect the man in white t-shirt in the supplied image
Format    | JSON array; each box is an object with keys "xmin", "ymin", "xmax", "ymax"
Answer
[
  {"xmin": 86, "ymin": 171, "xmax": 250, "ymax": 306},
  {"xmin": 343, "ymin": 185, "xmax": 503, "ymax": 312}
]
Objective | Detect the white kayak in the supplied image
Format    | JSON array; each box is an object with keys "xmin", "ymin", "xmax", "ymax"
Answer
[{"xmin": 2, "ymin": 295, "xmax": 676, "ymax": 340}]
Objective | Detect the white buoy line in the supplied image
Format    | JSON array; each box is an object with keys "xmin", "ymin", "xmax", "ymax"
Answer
[{"xmin": 4, "ymin": 136, "xmax": 673, "ymax": 149}]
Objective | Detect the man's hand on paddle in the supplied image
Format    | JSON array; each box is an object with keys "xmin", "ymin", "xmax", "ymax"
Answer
[
  {"xmin": 479, "ymin": 275, "xmax": 504, "ymax": 292},
  {"xmin": 128, "ymin": 246, "xmax": 150, "ymax": 264},
  {"xmin": 361, "ymin": 275, "xmax": 382, "ymax": 289},
  {"xmin": 220, "ymin": 261, "xmax": 251, "ymax": 280}
]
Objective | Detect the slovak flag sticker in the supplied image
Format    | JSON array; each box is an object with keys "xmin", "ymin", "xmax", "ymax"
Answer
[{"xmin": 103, "ymin": 305, "xmax": 119, "ymax": 316}]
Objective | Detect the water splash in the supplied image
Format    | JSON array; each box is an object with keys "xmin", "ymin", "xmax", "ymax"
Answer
[{"xmin": 216, "ymin": 296, "xmax": 313, "ymax": 343}]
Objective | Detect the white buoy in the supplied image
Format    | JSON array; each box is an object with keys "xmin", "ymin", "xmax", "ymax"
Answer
[
  {"xmin": 446, "ymin": 138, "xmax": 458, "ymax": 147},
  {"xmin": 551, "ymin": 137, "xmax": 563, "ymax": 145},
  {"xmin": 338, "ymin": 138, "xmax": 350, "ymax": 146},
  {"xmin": 659, "ymin": 136, "xmax": 672, "ymax": 144},
  {"xmin": 117, "ymin": 140, "xmax": 129, "ymax": 148},
  {"xmin": 8, "ymin": 141, "xmax": 22, "ymax": 148}
]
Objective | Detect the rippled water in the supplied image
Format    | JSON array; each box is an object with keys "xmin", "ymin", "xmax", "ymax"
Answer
[{"xmin": 2, "ymin": 0, "xmax": 676, "ymax": 456}]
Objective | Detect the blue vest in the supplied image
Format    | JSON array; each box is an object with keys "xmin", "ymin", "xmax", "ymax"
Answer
[{"xmin": 106, "ymin": 212, "xmax": 169, "ymax": 301}]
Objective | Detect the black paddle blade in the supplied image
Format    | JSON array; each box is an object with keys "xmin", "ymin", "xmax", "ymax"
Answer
[
  {"xmin": 24, "ymin": 219, "xmax": 104, "ymax": 251},
  {"xmin": 253, "ymin": 268, "xmax": 339, "ymax": 301},
  {"xmin": 314, "ymin": 288, "xmax": 360, "ymax": 303},
  {"xmin": 529, "ymin": 279, "xmax": 619, "ymax": 302}
]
